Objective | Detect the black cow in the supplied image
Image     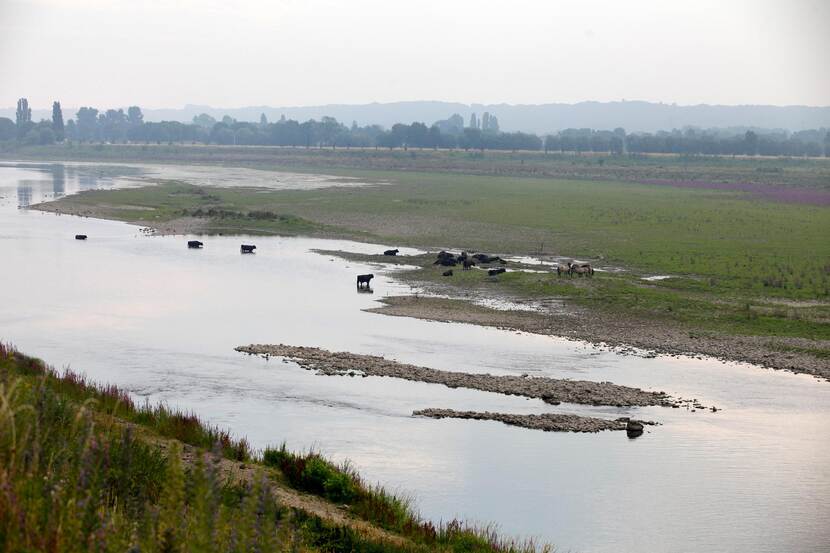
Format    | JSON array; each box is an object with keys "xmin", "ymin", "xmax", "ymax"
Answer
[
  {"xmin": 462, "ymin": 259, "xmax": 475, "ymax": 270},
  {"xmin": 383, "ymin": 248, "xmax": 399, "ymax": 256},
  {"xmin": 357, "ymin": 274, "xmax": 374, "ymax": 288},
  {"xmin": 188, "ymin": 240, "xmax": 203, "ymax": 249},
  {"xmin": 488, "ymin": 268, "xmax": 506, "ymax": 276},
  {"xmin": 442, "ymin": 269, "xmax": 454, "ymax": 277},
  {"xmin": 240, "ymin": 244, "xmax": 256, "ymax": 253},
  {"xmin": 434, "ymin": 251, "xmax": 458, "ymax": 267},
  {"xmin": 75, "ymin": 234, "xmax": 87, "ymax": 240}
]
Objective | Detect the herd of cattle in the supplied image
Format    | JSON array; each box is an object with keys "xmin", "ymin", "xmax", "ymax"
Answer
[{"xmin": 357, "ymin": 248, "xmax": 595, "ymax": 288}]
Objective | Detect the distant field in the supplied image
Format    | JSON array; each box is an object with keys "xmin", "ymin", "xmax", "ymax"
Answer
[{"xmin": 5, "ymin": 142, "xmax": 830, "ymax": 190}]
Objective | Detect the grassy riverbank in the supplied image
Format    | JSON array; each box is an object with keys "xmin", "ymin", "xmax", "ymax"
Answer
[{"xmin": 0, "ymin": 343, "xmax": 546, "ymax": 552}]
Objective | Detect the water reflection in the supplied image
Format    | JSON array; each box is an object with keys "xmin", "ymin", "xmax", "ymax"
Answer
[
  {"xmin": 51, "ymin": 164, "xmax": 65, "ymax": 198},
  {"xmin": 16, "ymin": 182, "xmax": 32, "ymax": 207}
]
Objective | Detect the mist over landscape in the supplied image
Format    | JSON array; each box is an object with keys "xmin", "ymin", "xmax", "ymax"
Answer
[{"xmin": 1, "ymin": 1, "xmax": 829, "ymax": 553}]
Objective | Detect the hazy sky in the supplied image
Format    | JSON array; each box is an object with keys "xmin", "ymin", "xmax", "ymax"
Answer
[{"xmin": 1, "ymin": 0, "xmax": 828, "ymax": 110}]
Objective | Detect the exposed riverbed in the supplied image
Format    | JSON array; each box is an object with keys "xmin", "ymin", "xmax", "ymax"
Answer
[{"xmin": 1, "ymin": 162, "xmax": 828, "ymax": 553}]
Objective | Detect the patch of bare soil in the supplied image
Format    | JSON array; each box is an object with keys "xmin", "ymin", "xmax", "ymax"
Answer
[
  {"xmin": 367, "ymin": 296, "xmax": 830, "ymax": 381},
  {"xmin": 234, "ymin": 343, "xmax": 690, "ymax": 408}
]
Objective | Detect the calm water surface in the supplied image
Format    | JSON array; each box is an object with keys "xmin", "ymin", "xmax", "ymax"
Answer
[{"xmin": 0, "ymin": 163, "xmax": 828, "ymax": 553}]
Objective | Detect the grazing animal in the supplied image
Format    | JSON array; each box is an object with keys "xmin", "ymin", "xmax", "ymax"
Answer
[
  {"xmin": 555, "ymin": 264, "xmax": 570, "ymax": 277},
  {"xmin": 383, "ymin": 248, "xmax": 399, "ymax": 256},
  {"xmin": 187, "ymin": 240, "xmax": 203, "ymax": 249},
  {"xmin": 240, "ymin": 244, "xmax": 256, "ymax": 253},
  {"xmin": 74, "ymin": 234, "xmax": 87, "ymax": 240},
  {"xmin": 474, "ymin": 253, "xmax": 506, "ymax": 264},
  {"xmin": 488, "ymin": 268, "xmax": 506, "ymax": 276},
  {"xmin": 568, "ymin": 262, "xmax": 594, "ymax": 277},
  {"xmin": 442, "ymin": 269, "xmax": 454, "ymax": 277},
  {"xmin": 356, "ymin": 273, "xmax": 374, "ymax": 288},
  {"xmin": 463, "ymin": 258, "xmax": 475, "ymax": 270},
  {"xmin": 434, "ymin": 251, "xmax": 458, "ymax": 266}
]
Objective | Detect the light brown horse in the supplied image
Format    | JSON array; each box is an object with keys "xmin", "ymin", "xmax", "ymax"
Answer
[{"xmin": 568, "ymin": 262, "xmax": 594, "ymax": 277}]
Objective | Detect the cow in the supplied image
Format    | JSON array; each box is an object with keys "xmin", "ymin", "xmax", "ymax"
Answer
[
  {"xmin": 463, "ymin": 258, "xmax": 475, "ymax": 270},
  {"xmin": 356, "ymin": 274, "xmax": 374, "ymax": 288},
  {"xmin": 75, "ymin": 234, "xmax": 87, "ymax": 240},
  {"xmin": 442, "ymin": 269, "xmax": 454, "ymax": 277},
  {"xmin": 488, "ymin": 268, "xmax": 506, "ymax": 276},
  {"xmin": 188, "ymin": 240, "xmax": 203, "ymax": 249},
  {"xmin": 240, "ymin": 244, "xmax": 256, "ymax": 253},
  {"xmin": 383, "ymin": 248, "xmax": 399, "ymax": 256},
  {"xmin": 474, "ymin": 253, "xmax": 506, "ymax": 265}
]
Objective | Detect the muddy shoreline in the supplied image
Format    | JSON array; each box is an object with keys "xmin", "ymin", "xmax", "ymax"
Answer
[{"xmin": 365, "ymin": 296, "xmax": 830, "ymax": 381}]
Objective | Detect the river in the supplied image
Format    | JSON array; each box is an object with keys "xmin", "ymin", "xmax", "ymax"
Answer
[{"xmin": 0, "ymin": 161, "xmax": 828, "ymax": 553}]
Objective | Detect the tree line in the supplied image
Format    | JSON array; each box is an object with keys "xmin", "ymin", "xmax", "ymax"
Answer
[{"xmin": 1, "ymin": 98, "xmax": 828, "ymax": 157}]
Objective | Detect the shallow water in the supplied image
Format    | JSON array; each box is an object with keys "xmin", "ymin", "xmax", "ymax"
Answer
[{"xmin": 1, "ymin": 163, "xmax": 828, "ymax": 553}]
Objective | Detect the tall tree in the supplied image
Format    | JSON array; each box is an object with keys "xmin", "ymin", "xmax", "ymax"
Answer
[
  {"xmin": 52, "ymin": 101, "xmax": 64, "ymax": 140},
  {"xmin": 744, "ymin": 131, "xmax": 759, "ymax": 156},
  {"xmin": 259, "ymin": 113, "xmax": 268, "ymax": 126},
  {"xmin": 15, "ymin": 98, "xmax": 32, "ymax": 127}
]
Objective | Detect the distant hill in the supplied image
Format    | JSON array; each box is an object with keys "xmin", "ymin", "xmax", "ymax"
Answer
[{"xmin": 4, "ymin": 100, "xmax": 830, "ymax": 133}]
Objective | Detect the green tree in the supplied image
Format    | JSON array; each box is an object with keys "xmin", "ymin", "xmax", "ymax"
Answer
[
  {"xmin": 127, "ymin": 106, "xmax": 144, "ymax": 126},
  {"xmin": 76, "ymin": 107, "xmax": 99, "ymax": 142},
  {"xmin": 15, "ymin": 98, "xmax": 31, "ymax": 127},
  {"xmin": 52, "ymin": 101, "xmax": 64, "ymax": 140},
  {"xmin": 192, "ymin": 113, "xmax": 216, "ymax": 128},
  {"xmin": 0, "ymin": 118, "xmax": 15, "ymax": 141},
  {"xmin": 744, "ymin": 130, "xmax": 759, "ymax": 156},
  {"xmin": 15, "ymin": 98, "xmax": 33, "ymax": 139}
]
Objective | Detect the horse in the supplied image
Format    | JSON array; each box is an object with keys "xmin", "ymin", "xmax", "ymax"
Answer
[
  {"xmin": 240, "ymin": 244, "xmax": 256, "ymax": 253},
  {"xmin": 463, "ymin": 258, "xmax": 475, "ymax": 270},
  {"xmin": 356, "ymin": 274, "xmax": 374, "ymax": 288},
  {"xmin": 187, "ymin": 240, "xmax": 203, "ymax": 249},
  {"xmin": 555, "ymin": 264, "xmax": 570, "ymax": 277},
  {"xmin": 569, "ymin": 262, "xmax": 594, "ymax": 277},
  {"xmin": 384, "ymin": 248, "xmax": 399, "ymax": 256}
]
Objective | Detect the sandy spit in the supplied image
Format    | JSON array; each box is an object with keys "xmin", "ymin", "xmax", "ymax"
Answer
[
  {"xmin": 235, "ymin": 343, "xmax": 684, "ymax": 408},
  {"xmin": 412, "ymin": 408, "xmax": 643, "ymax": 433},
  {"xmin": 366, "ymin": 296, "xmax": 830, "ymax": 381}
]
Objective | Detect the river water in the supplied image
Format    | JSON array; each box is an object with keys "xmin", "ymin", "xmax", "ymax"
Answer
[{"xmin": 0, "ymin": 162, "xmax": 828, "ymax": 553}]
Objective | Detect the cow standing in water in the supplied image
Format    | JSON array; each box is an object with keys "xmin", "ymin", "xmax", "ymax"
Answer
[
  {"xmin": 188, "ymin": 240, "xmax": 203, "ymax": 249},
  {"xmin": 357, "ymin": 274, "xmax": 374, "ymax": 288},
  {"xmin": 383, "ymin": 249, "xmax": 399, "ymax": 256},
  {"xmin": 240, "ymin": 244, "xmax": 256, "ymax": 253}
]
